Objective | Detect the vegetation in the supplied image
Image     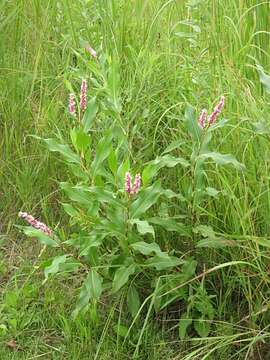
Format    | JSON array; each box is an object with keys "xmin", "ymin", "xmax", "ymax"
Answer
[{"xmin": 1, "ymin": 0, "xmax": 270, "ymax": 359}]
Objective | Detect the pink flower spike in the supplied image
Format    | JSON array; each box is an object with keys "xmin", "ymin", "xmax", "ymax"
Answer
[
  {"xmin": 19, "ymin": 211, "xmax": 53, "ymax": 237},
  {"xmin": 125, "ymin": 172, "xmax": 132, "ymax": 194},
  {"xmin": 86, "ymin": 45, "xmax": 97, "ymax": 59},
  {"xmin": 208, "ymin": 96, "xmax": 225, "ymax": 126},
  {"xmin": 198, "ymin": 109, "xmax": 207, "ymax": 129},
  {"xmin": 80, "ymin": 79, "xmax": 87, "ymax": 112},
  {"xmin": 68, "ymin": 93, "xmax": 76, "ymax": 116},
  {"xmin": 132, "ymin": 174, "xmax": 141, "ymax": 194}
]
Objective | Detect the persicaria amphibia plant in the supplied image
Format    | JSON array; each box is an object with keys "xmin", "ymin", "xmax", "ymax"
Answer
[{"xmin": 19, "ymin": 62, "xmax": 245, "ymax": 341}]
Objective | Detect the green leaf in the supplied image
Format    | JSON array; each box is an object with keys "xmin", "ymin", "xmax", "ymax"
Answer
[
  {"xmin": 127, "ymin": 285, "xmax": 140, "ymax": 318},
  {"xmin": 112, "ymin": 264, "xmax": 136, "ymax": 293},
  {"xmin": 130, "ymin": 181, "xmax": 162, "ymax": 218},
  {"xmin": 21, "ymin": 226, "xmax": 59, "ymax": 247},
  {"xmin": 73, "ymin": 270, "xmax": 103, "ymax": 317},
  {"xmin": 83, "ymin": 97, "xmax": 99, "ymax": 132},
  {"xmin": 194, "ymin": 225, "xmax": 236, "ymax": 248},
  {"xmin": 113, "ymin": 324, "xmax": 129, "ymax": 338},
  {"xmin": 60, "ymin": 183, "xmax": 92, "ymax": 205},
  {"xmin": 207, "ymin": 118, "xmax": 229, "ymax": 132},
  {"xmin": 41, "ymin": 138, "xmax": 81, "ymax": 164},
  {"xmin": 88, "ymin": 186, "xmax": 124, "ymax": 208},
  {"xmin": 75, "ymin": 129, "xmax": 92, "ymax": 152},
  {"xmin": 196, "ymin": 238, "xmax": 236, "ymax": 248},
  {"xmin": 147, "ymin": 217, "xmax": 191, "ymax": 236},
  {"xmin": 194, "ymin": 319, "xmax": 211, "ymax": 337},
  {"xmin": 179, "ymin": 313, "xmax": 192, "ymax": 339},
  {"xmin": 182, "ymin": 259, "xmax": 197, "ymax": 279},
  {"xmin": 142, "ymin": 155, "xmax": 189, "ymax": 185},
  {"xmin": 199, "ymin": 152, "xmax": 245, "ymax": 170},
  {"xmin": 108, "ymin": 148, "xmax": 118, "ymax": 175},
  {"xmin": 145, "ymin": 255, "xmax": 184, "ymax": 270},
  {"xmin": 107, "ymin": 57, "xmax": 121, "ymax": 112},
  {"xmin": 91, "ymin": 133, "xmax": 114, "ymax": 177},
  {"xmin": 44, "ymin": 255, "xmax": 67, "ymax": 282},
  {"xmin": 193, "ymin": 225, "xmax": 216, "ymax": 238},
  {"xmin": 62, "ymin": 203, "xmax": 78, "ymax": 217},
  {"xmin": 69, "ymin": 164, "xmax": 89, "ymax": 181},
  {"xmin": 162, "ymin": 140, "xmax": 185, "ymax": 154},
  {"xmin": 252, "ymin": 121, "xmax": 270, "ymax": 134},
  {"xmin": 117, "ymin": 158, "xmax": 130, "ymax": 185},
  {"xmin": 131, "ymin": 241, "xmax": 163, "ymax": 256},
  {"xmin": 130, "ymin": 220, "xmax": 155, "ymax": 238},
  {"xmin": 205, "ymin": 187, "xmax": 220, "ymax": 198},
  {"xmin": 257, "ymin": 64, "xmax": 270, "ymax": 93},
  {"xmin": 160, "ymin": 188, "xmax": 186, "ymax": 201},
  {"xmin": 184, "ymin": 104, "xmax": 201, "ymax": 143}
]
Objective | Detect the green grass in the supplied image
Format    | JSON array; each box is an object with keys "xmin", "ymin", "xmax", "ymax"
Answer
[{"xmin": 1, "ymin": 0, "xmax": 270, "ymax": 358}]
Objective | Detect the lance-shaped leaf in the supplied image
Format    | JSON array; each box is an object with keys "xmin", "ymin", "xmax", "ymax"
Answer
[
  {"xmin": 43, "ymin": 255, "xmax": 80, "ymax": 283},
  {"xmin": 38, "ymin": 137, "xmax": 81, "ymax": 164},
  {"xmin": 20, "ymin": 226, "xmax": 59, "ymax": 247},
  {"xmin": 112, "ymin": 264, "xmax": 136, "ymax": 293},
  {"xmin": 130, "ymin": 220, "xmax": 155, "ymax": 238},
  {"xmin": 130, "ymin": 181, "xmax": 162, "ymax": 218},
  {"xmin": 44, "ymin": 255, "xmax": 68, "ymax": 282},
  {"xmin": 142, "ymin": 154, "xmax": 189, "ymax": 185},
  {"xmin": 162, "ymin": 140, "xmax": 185, "ymax": 154},
  {"xmin": 131, "ymin": 241, "xmax": 163, "ymax": 256},
  {"xmin": 184, "ymin": 104, "xmax": 201, "ymax": 144},
  {"xmin": 199, "ymin": 152, "xmax": 245, "ymax": 170},
  {"xmin": 91, "ymin": 133, "xmax": 114, "ymax": 177},
  {"xmin": 147, "ymin": 217, "xmax": 191, "ymax": 236},
  {"xmin": 73, "ymin": 270, "xmax": 103, "ymax": 317},
  {"xmin": 83, "ymin": 97, "xmax": 98, "ymax": 132},
  {"xmin": 146, "ymin": 254, "xmax": 184, "ymax": 270},
  {"xmin": 60, "ymin": 183, "xmax": 92, "ymax": 205},
  {"xmin": 127, "ymin": 286, "xmax": 140, "ymax": 318}
]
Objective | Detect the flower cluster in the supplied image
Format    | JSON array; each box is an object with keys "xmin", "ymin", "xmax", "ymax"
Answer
[
  {"xmin": 19, "ymin": 212, "xmax": 53, "ymax": 237},
  {"xmin": 125, "ymin": 172, "xmax": 141, "ymax": 195},
  {"xmin": 198, "ymin": 96, "xmax": 225, "ymax": 129},
  {"xmin": 68, "ymin": 79, "xmax": 88, "ymax": 116},
  {"xmin": 80, "ymin": 79, "xmax": 87, "ymax": 112},
  {"xmin": 85, "ymin": 45, "xmax": 97, "ymax": 59},
  {"xmin": 69, "ymin": 93, "xmax": 76, "ymax": 116}
]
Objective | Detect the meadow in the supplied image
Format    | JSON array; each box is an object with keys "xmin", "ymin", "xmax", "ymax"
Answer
[{"xmin": 1, "ymin": 0, "xmax": 270, "ymax": 359}]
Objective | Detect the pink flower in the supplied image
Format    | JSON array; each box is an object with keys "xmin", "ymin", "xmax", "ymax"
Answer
[
  {"xmin": 125, "ymin": 172, "xmax": 141, "ymax": 195},
  {"xmin": 125, "ymin": 172, "xmax": 132, "ymax": 194},
  {"xmin": 86, "ymin": 46, "xmax": 97, "ymax": 59},
  {"xmin": 19, "ymin": 211, "xmax": 53, "ymax": 237},
  {"xmin": 208, "ymin": 96, "xmax": 225, "ymax": 126},
  {"xmin": 132, "ymin": 174, "xmax": 141, "ymax": 194},
  {"xmin": 80, "ymin": 79, "xmax": 87, "ymax": 111},
  {"xmin": 68, "ymin": 93, "xmax": 76, "ymax": 116},
  {"xmin": 198, "ymin": 109, "xmax": 207, "ymax": 129}
]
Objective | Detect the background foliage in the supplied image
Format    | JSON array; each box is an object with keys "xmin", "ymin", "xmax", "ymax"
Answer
[{"xmin": 1, "ymin": 0, "xmax": 270, "ymax": 359}]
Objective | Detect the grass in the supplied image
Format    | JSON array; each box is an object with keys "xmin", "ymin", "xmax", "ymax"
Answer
[{"xmin": 1, "ymin": 0, "xmax": 270, "ymax": 358}]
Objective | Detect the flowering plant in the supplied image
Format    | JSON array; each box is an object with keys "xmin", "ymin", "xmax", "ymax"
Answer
[
  {"xmin": 19, "ymin": 77, "xmax": 194, "ymax": 318},
  {"xmin": 18, "ymin": 55, "xmax": 244, "ymax": 338}
]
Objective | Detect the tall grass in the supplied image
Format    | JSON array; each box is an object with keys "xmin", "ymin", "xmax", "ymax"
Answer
[{"xmin": 1, "ymin": 0, "xmax": 270, "ymax": 358}]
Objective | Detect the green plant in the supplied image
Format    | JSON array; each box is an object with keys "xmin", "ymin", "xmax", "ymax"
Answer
[{"xmin": 18, "ymin": 74, "xmax": 196, "ymax": 320}]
